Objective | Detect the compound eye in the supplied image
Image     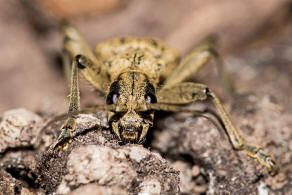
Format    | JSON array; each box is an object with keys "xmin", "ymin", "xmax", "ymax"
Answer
[
  {"xmin": 106, "ymin": 81, "xmax": 120, "ymax": 105},
  {"xmin": 146, "ymin": 95, "xmax": 151, "ymax": 104},
  {"xmin": 106, "ymin": 93, "xmax": 119, "ymax": 105},
  {"xmin": 112, "ymin": 94, "xmax": 118, "ymax": 104},
  {"xmin": 145, "ymin": 94, "xmax": 157, "ymax": 104},
  {"xmin": 145, "ymin": 82, "xmax": 157, "ymax": 104}
]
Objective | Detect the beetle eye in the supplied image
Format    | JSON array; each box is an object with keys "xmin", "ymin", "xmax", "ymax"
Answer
[
  {"xmin": 112, "ymin": 94, "xmax": 118, "ymax": 104},
  {"xmin": 145, "ymin": 94, "xmax": 157, "ymax": 104},
  {"xmin": 145, "ymin": 82, "xmax": 157, "ymax": 104},
  {"xmin": 106, "ymin": 93, "xmax": 119, "ymax": 105},
  {"xmin": 106, "ymin": 81, "xmax": 120, "ymax": 105},
  {"xmin": 146, "ymin": 95, "xmax": 151, "ymax": 104}
]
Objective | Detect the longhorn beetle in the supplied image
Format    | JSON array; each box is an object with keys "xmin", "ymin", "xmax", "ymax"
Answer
[{"xmin": 52, "ymin": 23, "xmax": 277, "ymax": 175}]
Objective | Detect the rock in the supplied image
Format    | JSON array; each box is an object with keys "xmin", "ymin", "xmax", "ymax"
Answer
[
  {"xmin": 36, "ymin": 114, "xmax": 180, "ymax": 194},
  {"xmin": 0, "ymin": 169, "xmax": 35, "ymax": 195},
  {"xmin": 138, "ymin": 177, "xmax": 162, "ymax": 195},
  {"xmin": 0, "ymin": 109, "xmax": 42, "ymax": 153},
  {"xmin": 172, "ymin": 161, "xmax": 194, "ymax": 194}
]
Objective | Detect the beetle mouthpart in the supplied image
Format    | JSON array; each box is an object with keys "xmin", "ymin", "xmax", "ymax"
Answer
[
  {"xmin": 139, "ymin": 123, "xmax": 150, "ymax": 143},
  {"xmin": 112, "ymin": 122, "xmax": 121, "ymax": 140},
  {"xmin": 126, "ymin": 128, "xmax": 135, "ymax": 133},
  {"xmin": 119, "ymin": 125, "xmax": 143, "ymax": 143}
]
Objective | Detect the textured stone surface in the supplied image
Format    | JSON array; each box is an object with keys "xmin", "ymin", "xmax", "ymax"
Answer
[
  {"xmin": 36, "ymin": 114, "xmax": 179, "ymax": 194},
  {"xmin": 0, "ymin": 169, "xmax": 35, "ymax": 195},
  {"xmin": 0, "ymin": 109, "xmax": 42, "ymax": 153}
]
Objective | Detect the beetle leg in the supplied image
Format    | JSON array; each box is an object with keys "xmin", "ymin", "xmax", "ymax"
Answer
[
  {"xmin": 56, "ymin": 52, "xmax": 119, "ymax": 151},
  {"xmin": 52, "ymin": 23, "xmax": 112, "ymax": 151},
  {"xmin": 35, "ymin": 103, "xmax": 114, "ymax": 150},
  {"xmin": 54, "ymin": 55, "xmax": 82, "ymax": 151},
  {"xmin": 154, "ymin": 82, "xmax": 278, "ymax": 175},
  {"xmin": 163, "ymin": 38, "xmax": 235, "ymax": 94},
  {"xmin": 62, "ymin": 50, "xmax": 72, "ymax": 89},
  {"xmin": 62, "ymin": 22, "xmax": 110, "ymax": 92}
]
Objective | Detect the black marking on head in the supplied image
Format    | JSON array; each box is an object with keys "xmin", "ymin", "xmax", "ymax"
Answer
[
  {"xmin": 133, "ymin": 53, "xmax": 137, "ymax": 66},
  {"xmin": 106, "ymin": 81, "xmax": 120, "ymax": 104},
  {"xmin": 137, "ymin": 55, "xmax": 144, "ymax": 65},
  {"xmin": 131, "ymin": 72, "xmax": 135, "ymax": 96}
]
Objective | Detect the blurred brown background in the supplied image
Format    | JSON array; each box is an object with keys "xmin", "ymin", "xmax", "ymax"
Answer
[{"xmin": 0, "ymin": 0, "xmax": 292, "ymax": 114}]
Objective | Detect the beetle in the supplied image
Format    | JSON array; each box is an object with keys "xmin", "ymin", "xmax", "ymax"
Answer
[{"xmin": 52, "ymin": 23, "xmax": 277, "ymax": 175}]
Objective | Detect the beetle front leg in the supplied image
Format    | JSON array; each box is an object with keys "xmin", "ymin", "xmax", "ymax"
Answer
[
  {"xmin": 62, "ymin": 22, "xmax": 110, "ymax": 92},
  {"xmin": 55, "ymin": 54, "xmax": 114, "ymax": 150},
  {"xmin": 154, "ymin": 82, "xmax": 278, "ymax": 175},
  {"xmin": 54, "ymin": 55, "xmax": 82, "ymax": 151}
]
